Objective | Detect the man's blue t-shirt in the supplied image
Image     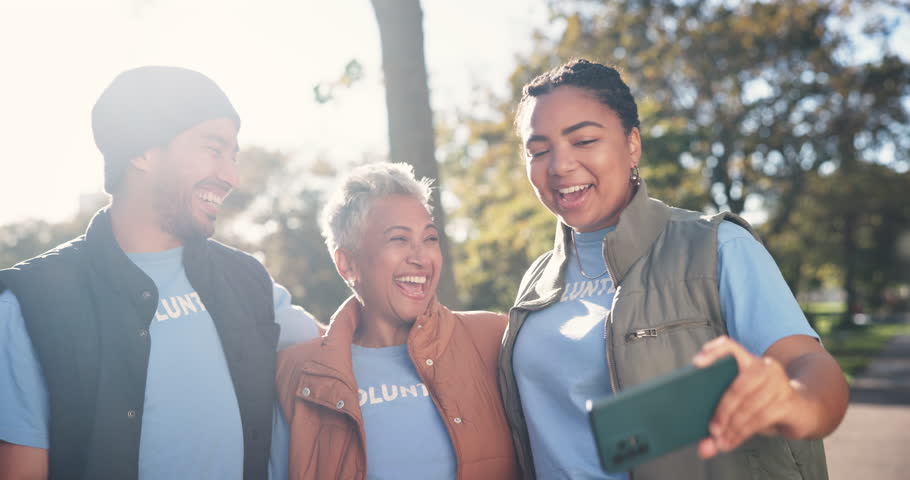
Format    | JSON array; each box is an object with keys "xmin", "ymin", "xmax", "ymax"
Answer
[
  {"xmin": 513, "ymin": 222, "xmax": 819, "ymax": 479},
  {"xmin": 351, "ymin": 344, "xmax": 457, "ymax": 479},
  {"xmin": 0, "ymin": 246, "xmax": 318, "ymax": 479}
]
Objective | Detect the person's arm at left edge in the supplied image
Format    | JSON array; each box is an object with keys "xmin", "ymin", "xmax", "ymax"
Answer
[
  {"xmin": 693, "ymin": 222, "xmax": 848, "ymax": 458},
  {"xmin": 0, "ymin": 290, "xmax": 50, "ymax": 480}
]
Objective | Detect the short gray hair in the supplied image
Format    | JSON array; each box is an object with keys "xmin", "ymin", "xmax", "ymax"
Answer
[{"xmin": 320, "ymin": 162, "xmax": 435, "ymax": 253}]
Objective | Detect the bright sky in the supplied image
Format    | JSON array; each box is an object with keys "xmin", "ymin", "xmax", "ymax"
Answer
[{"xmin": 0, "ymin": 0, "xmax": 549, "ymax": 226}]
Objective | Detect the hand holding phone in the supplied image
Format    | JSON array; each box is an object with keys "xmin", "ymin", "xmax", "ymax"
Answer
[{"xmin": 586, "ymin": 355, "xmax": 738, "ymax": 473}]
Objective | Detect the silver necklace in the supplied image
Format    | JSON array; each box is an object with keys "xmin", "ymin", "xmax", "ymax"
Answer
[{"xmin": 571, "ymin": 230, "xmax": 609, "ymax": 280}]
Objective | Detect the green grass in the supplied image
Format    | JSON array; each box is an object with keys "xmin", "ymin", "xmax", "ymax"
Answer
[
  {"xmin": 820, "ymin": 323, "xmax": 910, "ymax": 383},
  {"xmin": 801, "ymin": 301, "xmax": 909, "ymax": 383},
  {"xmin": 804, "ymin": 302, "xmax": 847, "ymax": 315}
]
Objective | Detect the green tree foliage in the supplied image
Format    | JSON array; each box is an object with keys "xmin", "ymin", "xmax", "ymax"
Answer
[
  {"xmin": 0, "ymin": 210, "xmax": 98, "ymax": 270},
  {"xmin": 443, "ymin": 0, "xmax": 910, "ymax": 312},
  {"xmin": 216, "ymin": 147, "xmax": 347, "ymax": 325},
  {"xmin": 440, "ymin": 115, "xmax": 556, "ymax": 309},
  {"xmin": 766, "ymin": 164, "xmax": 910, "ymax": 314}
]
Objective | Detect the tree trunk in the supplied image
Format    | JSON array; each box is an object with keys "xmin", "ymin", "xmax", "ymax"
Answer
[
  {"xmin": 370, "ymin": 0, "xmax": 459, "ymax": 307},
  {"xmin": 842, "ymin": 211, "xmax": 858, "ymax": 327},
  {"xmin": 838, "ymin": 114, "xmax": 860, "ymax": 328}
]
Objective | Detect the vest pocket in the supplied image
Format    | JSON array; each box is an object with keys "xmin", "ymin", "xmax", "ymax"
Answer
[
  {"xmin": 615, "ymin": 317, "xmax": 718, "ymax": 388},
  {"xmin": 624, "ymin": 320, "xmax": 710, "ymax": 343}
]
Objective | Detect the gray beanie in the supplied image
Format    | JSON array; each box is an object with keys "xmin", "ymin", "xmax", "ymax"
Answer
[{"xmin": 92, "ymin": 66, "xmax": 241, "ymax": 193}]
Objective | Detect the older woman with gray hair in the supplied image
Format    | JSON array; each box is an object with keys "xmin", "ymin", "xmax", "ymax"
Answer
[{"xmin": 275, "ymin": 162, "xmax": 518, "ymax": 480}]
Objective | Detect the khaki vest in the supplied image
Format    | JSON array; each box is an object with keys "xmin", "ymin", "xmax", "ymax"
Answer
[{"xmin": 498, "ymin": 182, "xmax": 827, "ymax": 479}]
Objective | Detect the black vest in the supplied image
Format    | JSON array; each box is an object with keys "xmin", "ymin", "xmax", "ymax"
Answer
[{"xmin": 0, "ymin": 210, "xmax": 278, "ymax": 480}]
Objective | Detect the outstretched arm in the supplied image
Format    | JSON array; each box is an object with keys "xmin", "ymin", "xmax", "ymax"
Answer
[{"xmin": 693, "ymin": 334, "xmax": 849, "ymax": 458}]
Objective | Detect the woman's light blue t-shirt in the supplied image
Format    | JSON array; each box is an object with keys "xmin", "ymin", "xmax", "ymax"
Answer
[
  {"xmin": 513, "ymin": 221, "xmax": 819, "ymax": 479},
  {"xmin": 351, "ymin": 343, "xmax": 457, "ymax": 480}
]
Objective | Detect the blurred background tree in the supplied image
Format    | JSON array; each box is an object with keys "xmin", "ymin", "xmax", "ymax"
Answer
[
  {"xmin": 0, "ymin": 214, "xmax": 94, "ymax": 271},
  {"xmin": 370, "ymin": 0, "xmax": 459, "ymax": 307},
  {"xmin": 443, "ymin": 0, "xmax": 910, "ymax": 323},
  {"xmin": 216, "ymin": 147, "xmax": 349, "ymax": 324}
]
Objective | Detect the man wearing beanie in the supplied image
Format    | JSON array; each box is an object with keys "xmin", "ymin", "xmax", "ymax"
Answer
[{"xmin": 0, "ymin": 66, "xmax": 318, "ymax": 479}]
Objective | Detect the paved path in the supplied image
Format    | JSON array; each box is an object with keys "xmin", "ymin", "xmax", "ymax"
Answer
[{"xmin": 824, "ymin": 334, "xmax": 910, "ymax": 479}]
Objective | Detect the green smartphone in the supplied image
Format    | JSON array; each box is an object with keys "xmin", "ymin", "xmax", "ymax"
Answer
[{"xmin": 586, "ymin": 355, "xmax": 739, "ymax": 473}]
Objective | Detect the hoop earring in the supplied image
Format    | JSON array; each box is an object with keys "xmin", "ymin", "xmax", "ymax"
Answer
[{"xmin": 630, "ymin": 166, "xmax": 641, "ymax": 187}]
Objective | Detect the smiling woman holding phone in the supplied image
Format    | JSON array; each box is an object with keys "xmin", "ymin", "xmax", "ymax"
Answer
[{"xmin": 498, "ymin": 59, "xmax": 848, "ymax": 480}]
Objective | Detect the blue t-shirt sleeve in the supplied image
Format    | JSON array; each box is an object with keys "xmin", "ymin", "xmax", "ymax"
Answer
[
  {"xmin": 0, "ymin": 290, "xmax": 50, "ymax": 448},
  {"xmin": 718, "ymin": 222, "xmax": 819, "ymax": 356},
  {"xmin": 272, "ymin": 282, "xmax": 319, "ymax": 350},
  {"xmin": 268, "ymin": 404, "xmax": 290, "ymax": 480}
]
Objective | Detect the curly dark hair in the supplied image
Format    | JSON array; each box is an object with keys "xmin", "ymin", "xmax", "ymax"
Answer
[{"xmin": 515, "ymin": 59, "xmax": 640, "ymax": 135}]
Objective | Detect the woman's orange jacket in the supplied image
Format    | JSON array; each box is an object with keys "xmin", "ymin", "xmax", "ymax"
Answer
[{"xmin": 275, "ymin": 296, "xmax": 519, "ymax": 480}]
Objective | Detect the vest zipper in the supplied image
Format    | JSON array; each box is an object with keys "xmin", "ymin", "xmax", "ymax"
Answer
[
  {"xmin": 624, "ymin": 320, "xmax": 711, "ymax": 342},
  {"xmin": 604, "ymin": 312, "xmax": 620, "ymax": 395},
  {"xmin": 602, "ymin": 237, "xmax": 620, "ymax": 395}
]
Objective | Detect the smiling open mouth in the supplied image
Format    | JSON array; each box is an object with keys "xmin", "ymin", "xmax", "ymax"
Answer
[
  {"xmin": 557, "ymin": 184, "xmax": 592, "ymax": 204},
  {"xmin": 195, "ymin": 190, "xmax": 227, "ymax": 220},
  {"xmin": 395, "ymin": 275, "xmax": 428, "ymax": 298},
  {"xmin": 197, "ymin": 191, "xmax": 225, "ymax": 206}
]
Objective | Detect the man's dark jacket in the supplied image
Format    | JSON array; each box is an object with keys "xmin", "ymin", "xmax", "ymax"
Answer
[{"xmin": 0, "ymin": 210, "xmax": 279, "ymax": 480}]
